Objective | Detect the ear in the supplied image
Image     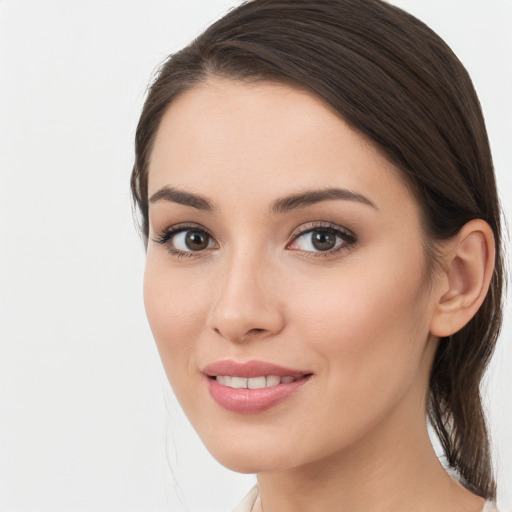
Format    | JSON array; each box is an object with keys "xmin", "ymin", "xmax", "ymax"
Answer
[{"xmin": 429, "ymin": 219, "xmax": 495, "ymax": 338}]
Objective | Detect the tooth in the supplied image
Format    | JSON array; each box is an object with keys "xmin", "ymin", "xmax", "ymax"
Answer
[
  {"xmin": 247, "ymin": 376, "xmax": 267, "ymax": 389},
  {"xmin": 216, "ymin": 375, "xmax": 299, "ymax": 389},
  {"xmin": 266, "ymin": 375, "xmax": 280, "ymax": 387},
  {"xmin": 231, "ymin": 377, "xmax": 248, "ymax": 389},
  {"xmin": 216, "ymin": 375, "xmax": 230, "ymax": 386}
]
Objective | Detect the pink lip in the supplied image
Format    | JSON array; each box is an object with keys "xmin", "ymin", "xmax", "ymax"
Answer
[
  {"xmin": 203, "ymin": 359, "xmax": 309, "ymax": 378},
  {"xmin": 202, "ymin": 359, "xmax": 313, "ymax": 414}
]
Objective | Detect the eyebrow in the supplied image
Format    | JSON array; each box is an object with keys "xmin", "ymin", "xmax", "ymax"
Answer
[
  {"xmin": 148, "ymin": 186, "xmax": 378, "ymax": 213},
  {"xmin": 270, "ymin": 187, "xmax": 378, "ymax": 214},
  {"xmin": 149, "ymin": 186, "xmax": 215, "ymax": 211}
]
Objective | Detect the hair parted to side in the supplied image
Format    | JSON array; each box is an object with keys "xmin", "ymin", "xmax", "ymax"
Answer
[{"xmin": 131, "ymin": 0, "xmax": 504, "ymax": 500}]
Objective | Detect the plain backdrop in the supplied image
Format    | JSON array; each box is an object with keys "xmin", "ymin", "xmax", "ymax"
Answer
[{"xmin": 0, "ymin": 1, "xmax": 510, "ymax": 511}]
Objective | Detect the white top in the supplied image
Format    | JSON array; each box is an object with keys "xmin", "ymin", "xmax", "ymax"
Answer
[
  {"xmin": 232, "ymin": 486, "xmax": 500, "ymax": 512},
  {"xmin": 232, "ymin": 486, "xmax": 259, "ymax": 512}
]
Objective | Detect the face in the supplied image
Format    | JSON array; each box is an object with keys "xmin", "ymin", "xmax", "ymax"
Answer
[{"xmin": 144, "ymin": 78, "xmax": 441, "ymax": 474}]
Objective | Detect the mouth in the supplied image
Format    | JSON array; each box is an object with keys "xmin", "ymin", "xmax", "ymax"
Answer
[
  {"xmin": 212, "ymin": 375, "xmax": 303, "ymax": 389},
  {"xmin": 202, "ymin": 360, "xmax": 313, "ymax": 414}
]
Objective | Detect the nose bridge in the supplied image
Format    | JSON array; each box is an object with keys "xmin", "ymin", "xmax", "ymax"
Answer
[{"xmin": 208, "ymin": 242, "xmax": 284, "ymax": 343}]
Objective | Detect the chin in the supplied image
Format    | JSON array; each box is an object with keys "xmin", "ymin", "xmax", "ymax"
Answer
[
  {"xmin": 199, "ymin": 431, "xmax": 297, "ymax": 474},
  {"xmin": 212, "ymin": 454, "xmax": 293, "ymax": 475},
  {"xmin": 205, "ymin": 443, "xmax": 273, "ymax": 474}
]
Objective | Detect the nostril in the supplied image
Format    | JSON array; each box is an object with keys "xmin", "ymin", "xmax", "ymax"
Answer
[{"xmin": 248, "ymin": 328, "xmax": 265, "ymax": 335}]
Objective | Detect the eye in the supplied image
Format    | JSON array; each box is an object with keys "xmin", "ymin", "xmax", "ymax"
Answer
[
  {"xmin": 153, "ymin": 224, "xmax": 217, "ymax": 257},
  {"xmin": 288, "ymin": 222, "xmax": 356, "ymax": 257}
]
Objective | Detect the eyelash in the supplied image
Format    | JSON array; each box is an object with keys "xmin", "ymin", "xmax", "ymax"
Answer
[
  {"xmin": 153, "ymin": 223, "xmax": 215, "ymax": 260},
  {"xmin": 152, "ymin": 221, "xmax": 357, "ymax": 260}
]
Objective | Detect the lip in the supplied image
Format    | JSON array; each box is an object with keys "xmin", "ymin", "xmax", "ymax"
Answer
[
  {"xmin": 203, "ymin": 359, "xmax": 310, "ymax": 379},
  {"xmin": 202, "ymin": 359, "xmax": 313, "ymax": 414}
]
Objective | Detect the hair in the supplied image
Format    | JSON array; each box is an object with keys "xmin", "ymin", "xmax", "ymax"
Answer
[{"xmin": 131, "ymin": 0, "xmax": 504, "ymax": 500}]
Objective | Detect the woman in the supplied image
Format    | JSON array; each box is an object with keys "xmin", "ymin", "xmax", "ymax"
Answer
[{"xmin": 131, "ymin": 1, "xmax": 505, "ymax": 510}]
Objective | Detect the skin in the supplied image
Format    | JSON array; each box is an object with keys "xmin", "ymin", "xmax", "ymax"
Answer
[{"xmin": 143, "ymin": 78, "xmax": 487, "ymax": 512}]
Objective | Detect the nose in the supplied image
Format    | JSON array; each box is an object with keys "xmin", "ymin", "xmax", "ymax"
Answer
[{"xmin": 206, "ymin": 249, "xmax": 285, "ymax": 343}]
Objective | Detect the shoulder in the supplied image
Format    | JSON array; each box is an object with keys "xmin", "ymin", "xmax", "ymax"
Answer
[
  {"xmin": 231, "ymin": 486, "xmax": 259, "ymax": 512},
  {"xmin": 481, "ymin": 500, "xmax": 501, "ymax": 512}
]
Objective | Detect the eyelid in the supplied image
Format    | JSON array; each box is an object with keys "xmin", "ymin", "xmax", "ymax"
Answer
[
  {"xmin": 291, "ymin": 220, "xmax": 355, "ymax": 238},
  {"xmin": 290, "ymin": 221, "xmax": 355, "ymax": 238}
]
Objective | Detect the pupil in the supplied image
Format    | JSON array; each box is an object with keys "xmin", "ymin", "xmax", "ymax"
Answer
[
  {"xmin": 185, "ymin": 231, "xmax": 208, "ymax": 251},
  {"xmin": 312, "ymin": 231, "xmax": 336, "ymax": 251}
]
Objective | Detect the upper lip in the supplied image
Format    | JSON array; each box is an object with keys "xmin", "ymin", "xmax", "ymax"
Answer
[{"xmin": 202, "ymin": 359, "xmax": 311, "ymax": 378}]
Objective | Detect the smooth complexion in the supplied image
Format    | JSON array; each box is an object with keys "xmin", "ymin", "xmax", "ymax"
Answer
[{"xmin": 144, "ymin": 78, "xmax": 491, "ymax": 512}]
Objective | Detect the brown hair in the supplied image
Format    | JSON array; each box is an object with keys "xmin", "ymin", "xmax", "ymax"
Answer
[{"xmin": 131, "ymin": 0, "xmax": 504, "ymax": 499}]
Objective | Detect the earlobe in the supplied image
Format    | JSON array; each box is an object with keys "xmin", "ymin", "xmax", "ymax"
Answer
[{"xmin": 430, "ymin": 219, "xmax": 495, "ymax": 338}]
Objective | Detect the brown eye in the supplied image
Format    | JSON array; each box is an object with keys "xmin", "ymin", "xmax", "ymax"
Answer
[
  {"xmin": 294, "ymin": 228, "xmax": 344, "ymax": 252},
  {"xmin": 154, "ymin": 225, "xmax": 217, "ymax": 256},
  {"xmin": 185, "ymin": 230, "xmax": 210, "ymax": 251},
  {"xmin": 288, "ymin": 223, "xmax": 357, "ymax": 257},
  {"xmin": 311, "ymin": 230, "xmax": 337, "ymax": 251}
]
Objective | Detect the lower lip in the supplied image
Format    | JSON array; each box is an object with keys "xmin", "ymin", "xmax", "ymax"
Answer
[{"xmin": 206, "ymin": 376, "xmax": 311, "ymax": 414}]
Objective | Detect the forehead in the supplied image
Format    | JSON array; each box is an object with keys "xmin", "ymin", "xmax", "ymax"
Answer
[{"xmin": 147, "ymin": 78, "xmax": 418, "ymax": 216}]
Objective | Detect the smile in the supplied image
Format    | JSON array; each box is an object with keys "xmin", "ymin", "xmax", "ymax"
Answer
[
  {"xmin": 203, "ymin": 360, "xmax": 312, "ymax": 414},
  {"xmin": 214, "ymin": 375, "xmax": 297, "ymax": 389}
]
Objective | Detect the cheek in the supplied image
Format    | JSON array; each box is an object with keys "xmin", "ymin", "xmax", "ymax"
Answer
[
  {"xmin": 143, "ymin": 256, "xmax": 210, "ymax": 378},
  {"xmin": 280, "ymin": 260, "xmax": 432, "ymax": 452},
  {"xmin": 289, "ymin": 250, "xmax": 431, "ymax": 388}
]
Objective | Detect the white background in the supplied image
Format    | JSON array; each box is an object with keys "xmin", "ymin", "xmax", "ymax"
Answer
[{"xmin": 0, "ymin": 1, "xmax": 510, "ymax": 511}]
